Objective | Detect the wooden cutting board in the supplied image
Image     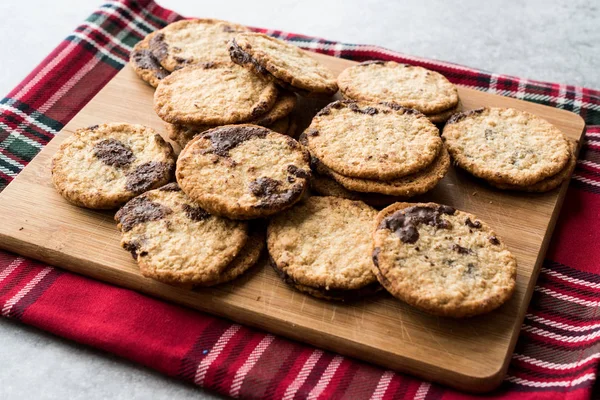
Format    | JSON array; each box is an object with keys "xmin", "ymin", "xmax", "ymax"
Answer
[{"xmin": 0, "ymin": 52, "xmax": 585, "ymax": 393}]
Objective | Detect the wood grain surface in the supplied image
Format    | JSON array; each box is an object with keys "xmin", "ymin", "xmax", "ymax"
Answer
[{"xmin": 0, "ymin": 52, "xmax": 585, "ymax": 392}]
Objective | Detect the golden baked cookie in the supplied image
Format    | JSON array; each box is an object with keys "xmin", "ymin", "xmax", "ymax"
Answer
[
  {"xmin": 154, "ymin": 62, "xmax": 278, "ymax": 126},
  {"xmin": 130, "ymin": 31, "xmax": 169, "ymax": 87},
  {"xmin": 51, "ymin": 123, "xmax": 175, "ymax": 209},
  {"xmin": 372, "ymin": 202, "xmax": 517, "ymax": 318},
  {"xmin": 229, "ymin": 32, "xmax": 338, "ymax": 97},
  {"xmin": 442, "ymin": 107, "xmax": 570, "ymax": 186},
  {"xmin": 115, "ymin": 183, "xmax": 249, "ymax": 286},
  {"xmin": 338, "ymin": 61, "xmax": 458, "ymax": 115},
  {"xmin": 310, "ymin": 173, "xmax": 404, "ymax": 207},
  {"xmin": 267, "ymin": 196, "xmax": 379, "ymax": 295},
  {"xmin": 149, "ymin": 19, "xmax": 249, "ymax": 72},
  {"xmin": 176, "ymin": 125, "xmax": 310, "ymax": 219},
  {"xmin": 304, "ymin": 100, "xmax": 442, "ymax": 180}
]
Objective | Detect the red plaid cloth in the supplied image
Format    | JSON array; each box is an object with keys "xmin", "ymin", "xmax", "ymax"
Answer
[{"xmin": 1, "ymin": 1, "xmax": 599, "ymax": 398}]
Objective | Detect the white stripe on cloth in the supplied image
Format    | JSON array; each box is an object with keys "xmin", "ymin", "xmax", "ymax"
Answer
[
  {"xmin": 513, "ymin": 352, "xmax": 600, "ymax": 371},
  {"xmin": 0, "ymin": 104, "xmax": 58, "ymax": 135},
  {"xmin": 0, "ymin": 257, "xmax": 24, "ymax": 283},
  {"xmin": 413, "ymin": 382, "xmax": 431, "ymax": 400},
  {"xmin": 194, "ymin": 324, "xmax": 241, "ymax": 386},
  {"xmin": 69, "ymin": 32, "xmax": 128, "ymax": 65},
  {"xmin": 0, "ymin": 122, "xmax": 44, "ymax": 149},
  {"xmin": 578, "ymin": 160, "xmax": 600, "ymax": 171},
  {"xmin": 525, "ymin": 313, "xmax": 600, "ymax": 333},
  {"xmin": 82, "ymin": 20, "xmax": 134, "ymax": 52},
  {"xmin": 505, "ymin": 373, "xmax": 595, "ymax": 388},
  {"xmin": 573, "ymin": 174, "xmax": 600, "ymax": 188},
  {"xmin": 369, "ymin": 370, "xmax": 395, "ymax": 400},
  {"xmin": 306, "ymin": 355, "xmax": 344, "ymax": 399},
  {"xmin": 1, "ymin": 266, "xmax": 53, "ymax": 317},
  {"xmin": 535, "ymin": 286, "xmax": 600, "ymax": 307},
  {"xmin": 229, "ymin": 334, "xmax": 275, "ymax": 398},
  {"xmin": 282, "ymin": 349, "xmax": 324, "ymax": 400},
  {"xmin": 522, "ymin": 324, "xmax": 600, "ymax": 343},
  {"xmin": 0, "ymin": 152, "xmax": 25, "ymax": 169},
  {"xmin": 0, "ymin": 165, "xmax": 17, "ymax": 177},
  {"xmin": 541, "ymin": 267, "xmax": 600, "ymax": 290}
]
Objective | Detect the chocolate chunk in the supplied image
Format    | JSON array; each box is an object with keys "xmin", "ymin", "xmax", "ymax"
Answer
[
  {"xmin": 347, "ymin": 102, "xmax": 379, "ymax": 115},
  {"xmin": 203, "ymin": 125, "xmax": 269, "ymax": 157},
  {"xmin": 93, "ymin": 138, "xmax": 135, "ymax": 168},
  {"xmin": 452, "ymin": 244, "xmax": 472, "ymax": 255},
  {"xmin": 249, "ymin": 177, "xmax": 282, "ymax": 197},
  {"xmin": 249, "ymin": 177, "xmax": 303, "ymax": 208},
  {"xmin": 287, "ymin": 165, "xmax": 310, "ymax": 179},
  {"xmin": 149, "ymin": 32, "xmax": 168, "ymax": 61},
  {"xmin": 115, "ymin": 196, "xmax": 172, "ymax": 232},
  {"xmin": 125, "ymin": 161, "xmax": 171, "ymax": 193},
  {"xmin": 159, "ymin": 182, "xmax": 181, "ymax": 192},
  {"xmin": 229, "ymin": 38, "xmax": 269, "ymax": 76},
  {"xmin": 315, "ymin": 100, "xmax": 347, "ymax": 117},
  {"xmin": 88, "ymin": 124, "xmax": 99, "ymax": 131},
  {"xmin": 488, "ymin": 236, "xmax": 500, "ymax": 245},
  {"xmin": 182, "ymin": 204, "xmax": 210, "ymax": 221},
  {"xmin": 465, "ymin": 217, "xmax": 481, "ymax": 229},
  {"xmin": 306, "ymin": 129, "xmax": 319, "ymax": 137},
  {"xmin": 378, "ymin": 205, "xmax": 455, "ymax": 244},
  {"xmin": 122, "ymin": 240, "xmax": 140, "ymax": 260},
  {"xmin": 131, "ymin": 49, "xmax": 169, "ymax": 80},
  {"xmin": 372, "ymin": 247, "xmax": 380, "ymax": 267},
  {"xmin": 379, "ymin": 102, "xmax": 422, "ymax": 116},
  {"xmin": 358, "ymin": 60, "xmax": 386, "ymax": 66},
  {"xmin": 484, "ymin": 128, "xmax": 495, "ymax": 140},
  {"xmin": 466, "ymin": 263, "xmax": 476, "ymax": 275},
  {"xmin": 447, "ymin": 108, "xmax": 485, "ymax": 124}
]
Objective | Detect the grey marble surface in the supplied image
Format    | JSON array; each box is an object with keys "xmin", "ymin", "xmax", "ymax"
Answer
[{"xmin": 0, "ymin": 0, "xmax": 598, "ymax": 399}]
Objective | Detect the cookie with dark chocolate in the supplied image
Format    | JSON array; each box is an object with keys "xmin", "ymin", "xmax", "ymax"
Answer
[
  {"xmin": 149, "ymin": 19, "xmax": 249, "ymax": 72},
  {"xmin": 130, "ymin": 31, "xmax": 169, "ymax": 88},
  {"xmin": 229, "ymin": 32, "xmax": 338, "ymax": 97},
  {"xmin": 176, "ymin": 125, "xmax": 310, "ymax": 219},
  {"xmin": 116, "ymin": 183, "xmax": 249, "ymax": 286},
  {"xmin": 154, "ymin": 62, "xmax": 279, "ymax": 126},
  {"xmin": 338, "ymin": 61, "xmax": 458, "ymax": 115},
  {"xmin": 267, "ymin": 196, "xmax": 379, "ymax": 300},
  {"xmin": 304, "ymin": 100, "xmax": 442, "ymax": 180},
  {"xmin": 51, "ymin": 123, "xmax": 175, "ymax": 209},
  {"xmin": 372, "ymin": 202, "xmax": 517, "ymax": 318}
]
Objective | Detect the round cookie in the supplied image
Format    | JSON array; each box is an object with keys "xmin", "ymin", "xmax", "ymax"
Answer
[
  {"xmin": 315, "ymin": 147, "xmax": 450, "ymax": 197},
  {"xmin": 426, "ymin": 101, "xmax": 461, "ymax": 124},
  {"xmin": 490, "ymin": 140, "xmax": 578, "ymax": 192},
  {"xmin": 176, "ymin": 125, "xmax": 311, "ymax": 219},
  {"xmin": 154, "ymin": 62, "xmax": 279, "ymax": 125},
  {"xmin": 51, "ymin": 123, "xmax": 175, "ymax": 209},
  {"xmin": 267, "ymin": 196, "xmax": 379, "ymax": 294},
  {"xmin": 149, "ymin": 19, "xmax": 249, "ymax": 72},
  {"xmin": 442, "ymin": 107, "xmax": 570, "ymax": 186},
  {"xmin": 338, "ymin": 61, "xmax": 458, "ymax": 115},
  {"xmin": 229, "ymin": 32, "xmax": 338, "ymax": 97},
  {"xmin": 310, "ymin": 174, "xmax": 404, "ymax": 207},
  {"xmin": 115, "ymin": 183, "xmax": 249, "ymax": 286},
  {"xmin": 130, "ymin": 31, "xmax": 169, "ymax": 87},
  {"xmin": 304, "ymin": 100, "xmax": 442, "ymax": 180},
  {"xmin": 372, "ymin": 202, "xmax": 517, "ymax": 318},
  {"xmin": 196, "ymin": 224, "xmax": 265, "ymax": 287}
]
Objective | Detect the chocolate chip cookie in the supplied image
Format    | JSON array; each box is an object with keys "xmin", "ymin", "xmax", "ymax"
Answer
[
  {"xmin": 130, "ymin": 32, "xmax": 170, "ymax": 88},
  {"xmin": 310, "ymin": 174, "xmax": 404, "ymax": 207},
  {"xmin": 337, "ymin": 61, "xmax": 458, "ymax": 115},
  {"xmin": 51, "ymin": 123, "xmax": 175, "ymax": 209},
  {"xmin": 372, "ymin": 202, "xmax": 517, "ymax": 317},
  {"xmin": 268, "ymin": 196, "xmax": 379, "ymax": 300},
  {"xmin": 229, "ymin": 32, "xmax": 338, "ymax": 97},
  {"xmin": 154, "ymin": 62, "xmax": 278, "ymax": 126},
  {"xmin": 442, "ymin": 107, "xmax": 570, "ymax": 186},
  {"xmin": 115, "ymin": 183, "xmax": 249, "ymax": 285},
  {"xmin": 149, "ymin": 19, "xmax": 249, "ymax": 72},
  {"xmin": 176, "ymin": 125, "xmax": 311, "ymax": 219},
  {"xmin": 304, "ymin": 100, "xmax": 442, "ymax": 180}
]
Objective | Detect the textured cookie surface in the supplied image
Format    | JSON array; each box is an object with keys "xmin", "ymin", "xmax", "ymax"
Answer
[
  {"xmin": 196, "ymin": 225, "xmax": 265, "ymax": 287},
  {"xmin": 150, "ymin": 19, "xmax": 249, "ymax": 72},
  {"xmin": 314, "ymin": 147, "xmax": 450, "ymax": 197},
  {"xmin": 373, "ymin": 202, "xmax": 517, "ymax": 317},
  {"xmin": 115, "ymin": 183, "xmax": 249, "ymax": 285},
  {"xmin": 268, "ymin": 196, "xmax": 378, "ymax": 291},
  {"xmin": 229, "ymin": 33, "xmax": 338, "ymax": 96},
  {"xmin": 305, "ymin": 101, "xmax": 442, "ymax": 180},
  {"xmin": 427, "ymin": 101, "xmax": 461, "ymax": 124},
  {"xmin": 491, "ymin": 141, "xmax": 578, "ymax": 192},
  {"xmin": 154, "ymin": 63, "xmax": 278, "ymax": 125},
  {"xmin": 338, "ymin": 61, "xmax": 458, "ymax": 114},
  {"xmin": 442, "ymin": 107, "xmax": 570, "ymax": 185},
  {"xmin": 176, "ymin": 125, "xmax": 310, "ymax": 219},
  {"xmin": 130, "ymin": 32, "xmax": 169, "ymax": 87},
  {"xmin": 310, "ymin": 174, "xmax": 403, "ymax": 207},
  {"xmin": 51, "ymin": 123, "xmax": 175, "ymax": 209}
]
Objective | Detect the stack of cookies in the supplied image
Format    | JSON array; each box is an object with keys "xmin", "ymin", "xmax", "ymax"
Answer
[
  {"xmin": 303, "ymin": 100, "xmax": 450, "ymax": 206},
  {"xmin": 442, "ymin": 107, "xmax": 576, "ymax": 192},
  {"xmin": 337, "ymin": 61, "xmax": 460, "ymax": 124}
]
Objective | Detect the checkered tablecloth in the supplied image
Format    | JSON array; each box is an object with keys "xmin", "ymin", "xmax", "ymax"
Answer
[{"xmin": 1, "ymin": 1, "xmax": 599, "ymax": 398}]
